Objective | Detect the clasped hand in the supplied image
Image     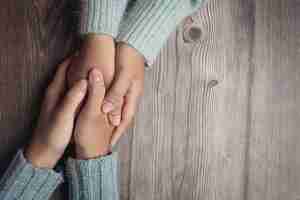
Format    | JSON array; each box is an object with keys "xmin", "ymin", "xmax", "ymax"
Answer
[
  {"xmin": 25, "ymin": 34, "xmax": 145, "ymax": 169},
  {"xmin": 67, "ymin": 34, "xmax": 145, "ymax": 146},
  {"xmin": 25, "ymin": 57, "xmax": 114, "ymax": 168}
]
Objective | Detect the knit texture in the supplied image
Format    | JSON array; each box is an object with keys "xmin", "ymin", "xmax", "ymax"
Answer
[
  {"xmin": 66, "ymin": 152, "xmax": 119, "ymax": 200},
  {"xmin": 116, "ymin": 0, "xmax": 205, "ymax": 66},
  {"xmin": 80, "ymin": 0, "xmax": 205, "ymax": 67},
  {"xmin": 0, "ymin": 150, "xmax": 63, "ymax": 200},
  {"xmin": 79, "ymin": 0, "xmax": 128, "ymax": 38}
]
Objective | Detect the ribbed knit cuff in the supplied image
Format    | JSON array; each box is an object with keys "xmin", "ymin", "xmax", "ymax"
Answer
[
  {"xmin": 66, "ymin": 152, "xmax": 119, "ymax": 200},
  {"xmin": 0, "ymin": 150, "xmax": 63, "ymax": 200},
  {"xmin": 79, "ymin": 0, "xmax": 128, "ymax": 38},
  {"xmin": 116, "ymin": 0, "xmax": 204, "ymax": 67}
]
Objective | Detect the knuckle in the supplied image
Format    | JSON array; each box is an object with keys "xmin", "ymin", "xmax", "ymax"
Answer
[
  {"xmin": 109, "ymin": 109, "xmax": 121, "ymax": 116},
  {"xmin": 109, "ymin": 113, "xmax": 121, "ymax": 118},
  {"xmin": 106, "ymin": 92, "xmax": 123, "ymax": 105}
]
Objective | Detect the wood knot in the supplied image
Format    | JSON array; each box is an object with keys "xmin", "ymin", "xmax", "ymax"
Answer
[
  {"xmin": 207, "ymin": 80, "xmax": 219, "ymax": 88},
  {"xmin": 183, "ymin": 25, "xmax": 202, "ymax": 43}
]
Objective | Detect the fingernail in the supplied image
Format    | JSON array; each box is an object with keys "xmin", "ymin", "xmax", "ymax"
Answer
[
  {"xmin": 112, "ymin": 117, "xmax": 121, "ymax": 126},
  {"xmin": 102, "ymin": 102, "xmax": 114, "ymax": 113},
  {"xmin": 91, "ymin": 69, "xmax": 102, "ymax": 82}
]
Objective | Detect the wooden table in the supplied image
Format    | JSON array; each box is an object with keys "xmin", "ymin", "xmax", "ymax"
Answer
[{"xmin": 0, "ymin": 0, "xmax": 299, "ymax": 199}]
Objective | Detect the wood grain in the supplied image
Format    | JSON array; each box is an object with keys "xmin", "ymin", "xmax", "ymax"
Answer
[
  {"xmin": 0, "ymin": 0, "xmax": 299, "ymax": 200},
  {"xmin": 0, "ymin": 0, "xmax": 78, "ymax": 198},
  {"xmin": 247, "ymin": 1, "xmax": 300, "ymax": 200},
  {"xmin": 118, "ymin": 0, "xmax": 254, "ymax": 199}
]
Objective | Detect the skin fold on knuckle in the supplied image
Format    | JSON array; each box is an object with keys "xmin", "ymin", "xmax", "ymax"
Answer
[
  {"xmin": 106, "ymin": 91, "xmax": 123, "ymax": 106},
  {"xmin": 109, "ymin": 111, "xmax": 122, "ymax": 120}
]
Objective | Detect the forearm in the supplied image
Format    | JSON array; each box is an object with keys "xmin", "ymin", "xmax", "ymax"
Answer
[
  {"xmin": 80, "ymin": 0, "xmax": 129, "ymax": 38},
  {"xmin": 66, "ymin": 152, "xmax": 119, "ymax": 200},
  {"xmin": 0, "ymin": 150, "xmax": 63, "ymax": 200},
  {"xmin": 116, "ymin": 0, "xmax": 206, "ymax": 66}
]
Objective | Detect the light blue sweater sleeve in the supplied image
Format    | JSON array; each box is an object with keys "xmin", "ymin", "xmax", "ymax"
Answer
[
  {"xmin": 79, "ymin": 0, "xmax": 129, "ymax": 38},
  {"xmin": 0, "ymin": 151, "xmax": 119, "ymax": 200},
  {"xmin": 66, "ymin": 152, "xmax": 119, "ymax": 200},
  {"xmin": 116, "ymin": 0, "xmax": 206, "ymax": 66},
  {"xmin": 80, "ymin": 0, "xmax": 206, "ymax": 66},
  {"xmin": 0, "ymin": 150, "xmax": 63, "ymax": 200},
  {"xmin": 0, "ymin": 1, "xmax": 205, "ymax": 198}
]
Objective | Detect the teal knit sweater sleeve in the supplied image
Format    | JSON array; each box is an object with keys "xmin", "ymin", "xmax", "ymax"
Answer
[
  {"xmin": 80, "ymin": 0, "xmax": 205, "ymax": 66},
  {"xmin": 66, "ymin": 152, "xmax": 119, "ymax": 200},
  {"xmin": 79, "ymin": 0, "xmax": 128, "ymax": 38},
  {"xmin": 116, "ymin": 0, "xmax": 205, "ymax": 66},
  {"xmin": 0, "ymin": 151, "xmax": 119, "ymax": 200},
  {"xmin": 0, "ymin": 150, "xmax": 63, "ymax": 200}
]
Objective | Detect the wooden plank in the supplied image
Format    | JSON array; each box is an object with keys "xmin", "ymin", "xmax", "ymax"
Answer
[
  {"xmin": 1, "ymin": 0, "xmax": 299, "ymax": 200},
  {"xmin": 247, "ymin": 1, "xmax": 300, "ymax": 199},
  {"xmin": 120, "ymin": 0, "xmax": 254, "ymax": 199},
  {"xmin": 0, "ymin": 0, "xmax": 77, "ymax": 199}
]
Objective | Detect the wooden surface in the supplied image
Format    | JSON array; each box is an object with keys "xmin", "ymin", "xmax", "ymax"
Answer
[{"xmin": 0, "ymin": 0, "xmax": 299, "ymax": 199}]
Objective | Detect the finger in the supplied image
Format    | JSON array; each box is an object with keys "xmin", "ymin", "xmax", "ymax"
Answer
[
  {"xmin": 108, "ymin": 109, "xmax": 122, "ymax": 127},
  {"xmin": 102, "ymin": 70, "xmax": 131, "ymax": 126},
  {"xmin": 45, "ymin": 56, "xmax": 72, "ymax": 110},
  {"xmin": 107, "ymin": 92, "xmax": 125, "ymax": 126},
  {"xmin": 102, "ymin": 66, "xmax": 131, "ymax": 114},
  {"xmin": 82, "ymin": 68, "xmax": 106, "ymax": 116},
  {"xmin": 110, "ymin": 83, "xmax": 142, "ymax": 146},
  {"xmin": 58, "ymin": 79, "xmax": 88, "ymax": 119}
]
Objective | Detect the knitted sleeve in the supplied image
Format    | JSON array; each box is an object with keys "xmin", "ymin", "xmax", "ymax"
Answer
[
  {"xmin": 116, "ymin": 0, "xmax": 206, "ymax": 66},
  {"xmin": 0, "ymin": 150, "xmax": 63, "ymax": 200},
  {"xmin": 66, "ymin": 152, "xmax": 119, "ymax": 200},
  {"xmin": 79, "ymin": 0, "xmax": 129, "ymax": 38}
]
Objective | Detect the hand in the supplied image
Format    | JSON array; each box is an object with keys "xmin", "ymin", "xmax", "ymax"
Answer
[
  {"xmin": 67, "ymin": 34, "xmax": 115, "ymax": 89},
  {"xmin": 74, "ymin": 68, "xmax": 114, "ymax": 159},
  {"xmin": 25, "ymin": 58, "xmax": 88, "ymax": 168},
  {"xmin": 102, "ymin": 42, "xmax": 145, "ymax": 146}
]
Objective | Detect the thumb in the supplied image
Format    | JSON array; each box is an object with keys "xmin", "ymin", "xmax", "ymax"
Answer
[
  {"xmin": 59, "ymin": 79, "xmax": 87, "ymax": 118},
  {"xmin": 82, "ymin": 68, "xmax": 106, "ymax": 116},
  {"xmin": 102, "ymin": 70, "xmax": 131, "ymax": 114}
]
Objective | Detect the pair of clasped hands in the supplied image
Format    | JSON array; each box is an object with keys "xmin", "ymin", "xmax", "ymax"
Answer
[{"xmin": 24, "ymin": 34, "xmax": 145, "ymax": 168}]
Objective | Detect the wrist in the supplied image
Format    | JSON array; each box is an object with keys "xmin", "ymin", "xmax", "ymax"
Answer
[
  {"xmin": 25, "ymin": 142, "xmax": 62, "ymax": 169},
  {"xmin": 75, "ymin": 144, "xmax": 111, "ymax": 160},
  {"xmin": 75, "ymin": 34, "xmax": 116, "ymax": 87},
  {"xmin": 84, "ymin": 33, "xmax": 115, "ymax": 46}
]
